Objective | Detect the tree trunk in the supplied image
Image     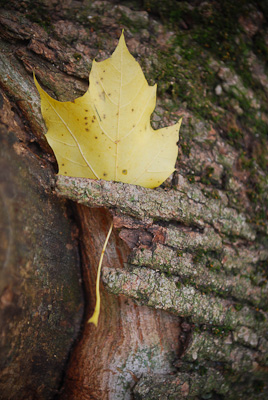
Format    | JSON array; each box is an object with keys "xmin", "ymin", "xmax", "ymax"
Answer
[{"xmin": 1, "ymin": 1, "xmax": 268, "ymax": 399}]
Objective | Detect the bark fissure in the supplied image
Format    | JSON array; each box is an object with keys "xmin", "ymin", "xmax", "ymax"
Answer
[{"xmin": 56, "ymin": 175, "xmax": 257, "ymax": 240}]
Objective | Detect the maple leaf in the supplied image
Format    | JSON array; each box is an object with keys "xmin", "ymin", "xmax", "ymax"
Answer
[
  {"xmin": 35, "ymin": 33, "xmax": 182, "ymax": 327},
  {"xmin": 34, "ymin": 33, "xmax": 181, "ymax": 189}
]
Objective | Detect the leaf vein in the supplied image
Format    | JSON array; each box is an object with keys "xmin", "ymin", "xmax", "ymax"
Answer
[{"xmin": 46, "ymin": 99, "xmax": 100, "ymax": 179}]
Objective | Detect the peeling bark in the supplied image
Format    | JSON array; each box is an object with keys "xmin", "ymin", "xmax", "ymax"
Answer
[
  {"xmin": 59, "ymin": 206, "xmax": 181, "ymax": 400},
  {"xmin": 56, "ymin": 175, "xmax": 257, "ymax": 240}
]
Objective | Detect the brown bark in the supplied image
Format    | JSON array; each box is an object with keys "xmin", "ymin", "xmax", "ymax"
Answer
[
  {"xmin": 60, "ymin": 206, "xmax": 180, "ymax": 399},
  {"xmin": 0, "ymin": 4, "xmax": 84, "ymax": 399},
  {"xmin": 0, "ymin": 83, "xmax": 83, "ymax": 399}
]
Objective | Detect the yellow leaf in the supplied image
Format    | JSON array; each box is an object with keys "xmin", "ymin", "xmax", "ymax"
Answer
[
  {"xmin": 34, "ymin": 32, "xmax": 181, "ymax": 189},
  {"xmin": 35, "ymin": 33, "xmax": 182, "ymax": 327}
]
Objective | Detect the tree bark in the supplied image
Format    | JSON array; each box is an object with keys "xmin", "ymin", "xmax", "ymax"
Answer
[
  {"xmin": 0, "ymin": 1, "xmax": 268, "ymax": 399},
  {"xmin": 0, "ymin": 46, "xmax": 83, "ymax": 400}
]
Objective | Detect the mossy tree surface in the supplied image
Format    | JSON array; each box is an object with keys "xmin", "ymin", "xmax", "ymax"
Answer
[{"xmin": 0, "ymin": 0, "xmax": 268, "ymax": 399}]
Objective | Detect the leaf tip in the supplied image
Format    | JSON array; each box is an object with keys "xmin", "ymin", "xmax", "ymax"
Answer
[
  {"xmin": 33, "ymin": 70, "xmax": 37, "ymax": 84},
  {"xmin": 118, "ymin": 29, "xmax": 127, "ymax": 48},
  {"xmin": 33, "ymin": 71, "xmax": 42, "ymax": 95}
]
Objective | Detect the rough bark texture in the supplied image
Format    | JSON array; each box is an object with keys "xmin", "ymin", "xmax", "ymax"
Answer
[
  {"xmin": 1, "ymin": 1, "xmax": 268, "ymax": 399},
  {"xmin": 59, "ymin": 205, "xmax": 180, "ymax": 399},
  {"xmin": 56, "ymin": 176, "xmax": 268, "ymax": 399},
  {"xmin": 0, "ymin": 51, "xmax": 83, "ymax": 400},
  {"xmin": 0, "ymin": 3, "xmax": 84, "ymax": 399}
]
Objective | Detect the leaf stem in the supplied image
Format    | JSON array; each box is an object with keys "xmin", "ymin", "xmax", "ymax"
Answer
[{"xmin": 88, "ymin": 220, "xmax": 114, "ymax": 327}]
